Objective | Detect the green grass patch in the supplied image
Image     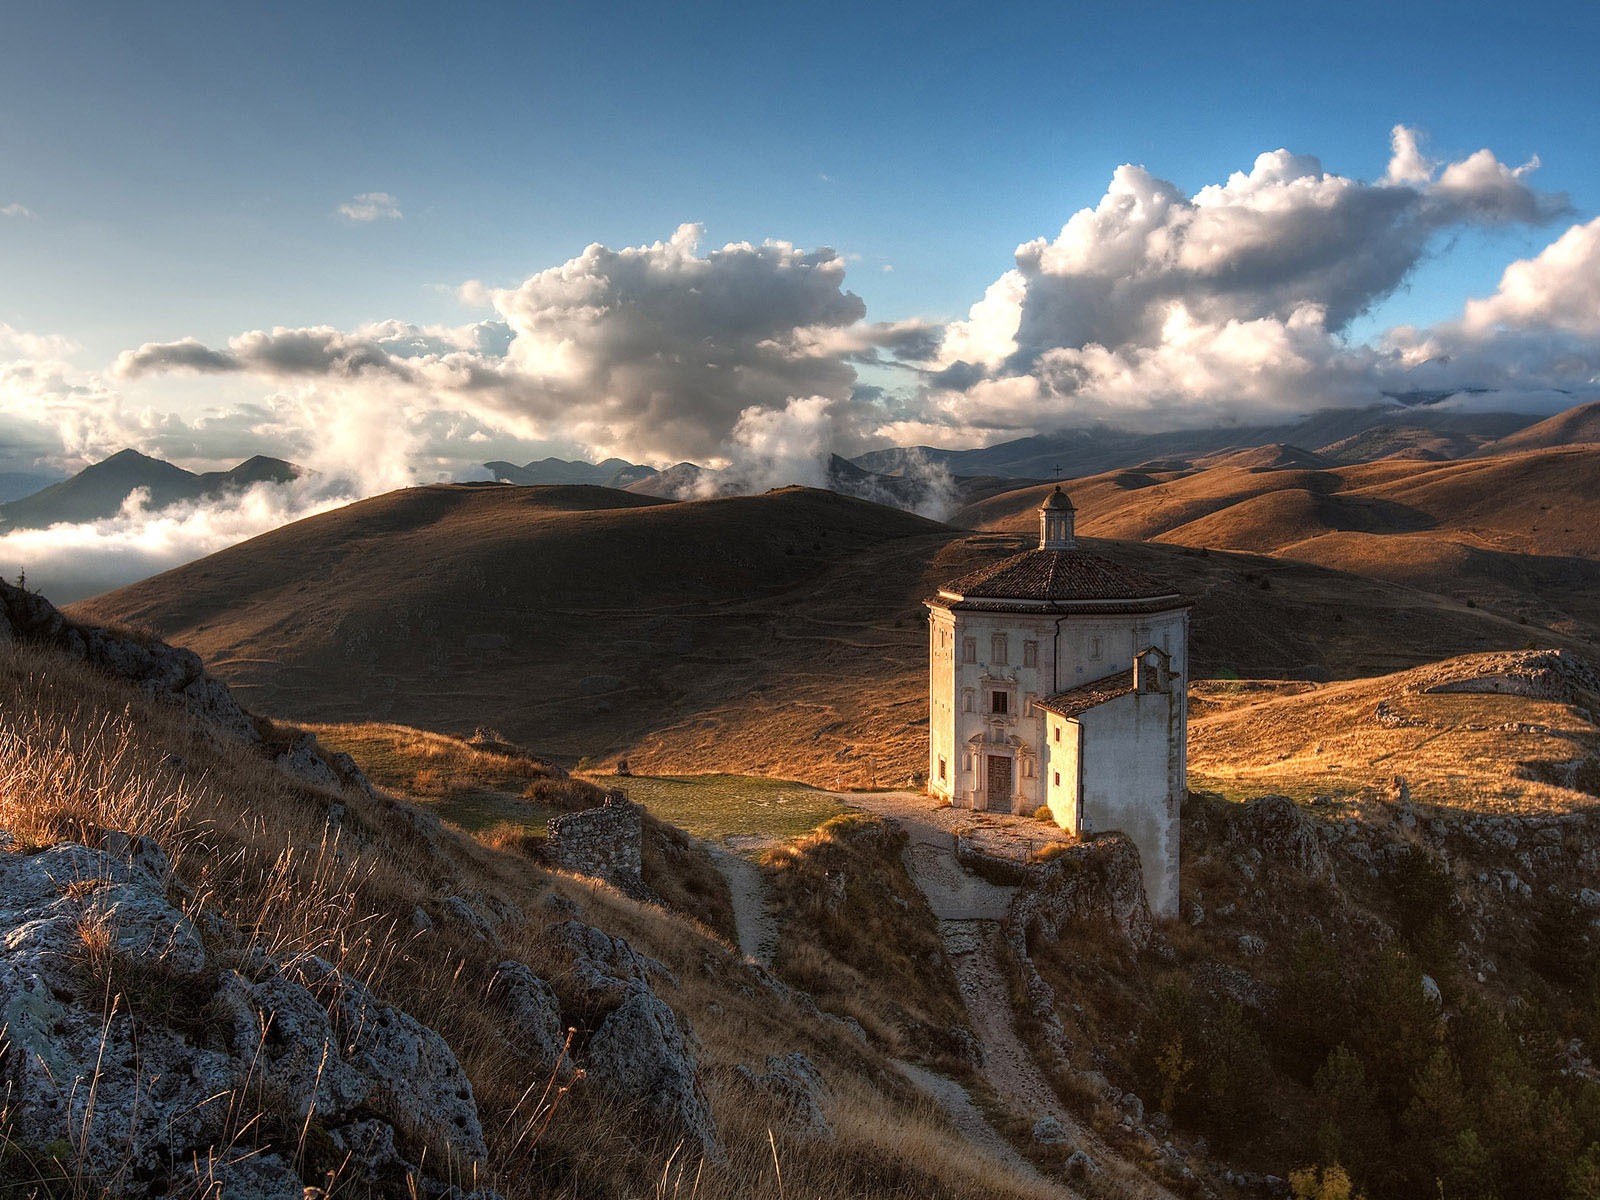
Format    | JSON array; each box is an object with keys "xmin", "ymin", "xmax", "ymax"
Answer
[
  {"xmin": 591, "ymin": 773, "xmax": 851, "ymax": 844},
  {"xmin": 420, "ymin": 788, "xmax": 556, "ymax": 834}
]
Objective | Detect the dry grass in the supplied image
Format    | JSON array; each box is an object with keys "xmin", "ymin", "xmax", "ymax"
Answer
[
  {"xmin": 763, "ymin": 814, "xmax": 973, "ymax": 1069},
  {"xmin": 956, "ymin": 444, "xmax": 1600, "ymax": 637},
  {"xmin": 0, "ymin": 641, "xmax": 1062, "ymax": 1200},
  {"xmin": 308, "ymin": 721, "xmax": 566, "ymax": 833},
  {"xmin": 1188, "ymin": 655, "xmax": 1600, "ymax": 816},
  {"xmin": 67, "ymin": 480, "xmax": 1578, "ymax": 802}
]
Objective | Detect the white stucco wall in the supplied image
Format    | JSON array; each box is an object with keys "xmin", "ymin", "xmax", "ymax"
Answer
[{"xmin": 1077, "ymin": 689, "xmax": 1182, "ymax": 917}]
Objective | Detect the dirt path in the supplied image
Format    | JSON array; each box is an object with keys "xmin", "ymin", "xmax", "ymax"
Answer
[
  {"xmin": 848, "ymin": 792, "xmax": 1180, "ymax": 1200},
  {"xmin": 709, "ymin": 846, "xmax": 777, "ymax": 964}
]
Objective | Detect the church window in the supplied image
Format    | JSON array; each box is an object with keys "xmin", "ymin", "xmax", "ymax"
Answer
[
  {"xmin": 991, "ymin": 691, "xmax": 1008, "ymax": 715},
  {"xmin": 962, "ymin": 690, "xmax": 974, "ymax": 713},
  {"xmin": 1023, "ymin": 640, "xmax": 1037, "ymax": 667},
  {"xmin": 1053, "ymin": 727, "xmax": 1061, "ymax": 743},
  {"xmin": 1053, "ymin": 771, "xmax": 1061, "ymax": 786},
  {"xmin": 962, "ymin": 637, "xmax": 977, "ymax": 664},
  {"xmin": 938, "ymin": 757, "xmax": 947, "ymax": 782},
  {"xmin": 992, "ymin": 633, "xmax": 1008, "ymax": 664}
]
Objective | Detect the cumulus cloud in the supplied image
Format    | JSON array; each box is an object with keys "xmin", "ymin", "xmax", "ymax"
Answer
[
  {"xmin": 118, "ymin": 224, "xmax": 935, "ymax": 465},
  {"xmin": 927, "ymin": 125, "xmax": 1574, "ymax": 437},
  {"xmin": 337, "ymin": 192, "xmax": 402, "ymax": 221},
  {"xmin": 5, "ymin": 126, "xmax": 1599, "ymax": 601},
  {"xmin": 1, "ymin": 203, "xmax": 35, "ymax": 219}
]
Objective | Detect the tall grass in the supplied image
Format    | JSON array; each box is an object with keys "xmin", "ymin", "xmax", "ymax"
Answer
[{"xmin": 0, "ymin": 644, "xmax": 1065, "ymax": 1200}]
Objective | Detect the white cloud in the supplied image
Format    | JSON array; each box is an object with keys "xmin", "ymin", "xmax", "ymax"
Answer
[
  {"xmin": 924, "ymin": 125, "xmax": 1575, "ymax": 438},
  {"xmin": 0, "ymin": 203, "xmax": 35, "ymax": 219},
  {"xmin": 337, "ymin": 192, "xmax": 403, "ymax": 221},
  {"xmin": 2, "ymin": 127, "xmax": 1596, "ymax": 602}
]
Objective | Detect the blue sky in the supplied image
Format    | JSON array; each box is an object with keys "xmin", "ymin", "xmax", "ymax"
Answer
[
  {"xmin": 4, "ymin": 1, "xmax": 1600, "ymax": 598},
  {"xmin": 4, "ymin": 0, "xmax": 1595, "ymax": 360}
]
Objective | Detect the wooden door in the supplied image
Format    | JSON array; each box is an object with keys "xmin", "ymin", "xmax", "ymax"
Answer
[{"xmin": 986, "ymin": 755, "xmax": 1012, "ymax": 812}]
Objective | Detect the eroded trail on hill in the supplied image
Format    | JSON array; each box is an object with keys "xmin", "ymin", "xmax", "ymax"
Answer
[
  {"xmin": 708, "ymin": 829, "xmax": 1073, "ymax": 1194},
  {"xmin": 849, "ymin": 792, "xmax": 1180, "ymax": 1200},
  {"xmin": 709, "ymin": 846, "xmax": 778, "ymax": 963}
]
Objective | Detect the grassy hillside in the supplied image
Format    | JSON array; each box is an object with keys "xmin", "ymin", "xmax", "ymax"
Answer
[
  {"xmin": 0, "ymin": 633, "xmax": 1065, "ymax": 1200},
  {"xmin": 73, "ymin": 482, "xmax": 1577, "ymax": 786},
  {"xmin": 955, "ymin": 444, "xmax": 1600, "ymax": 637},
  {"xmin": 1189, "ymin": 653, "xmax": 1600, "ymax": 815}
]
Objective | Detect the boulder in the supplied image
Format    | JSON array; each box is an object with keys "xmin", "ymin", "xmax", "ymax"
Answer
[
  {"xmin": 275, "ymin": 733, "xmax": 341, "ymax": 790},
  {"xmin": 543, "ymin": 918, "xmax": 718, "ymax": 1159},
  {"xmin": 1031, "ymin": 1116, "xmax": 1068, "ymax": 1145},
  {"xmin": 489, "ymin": 960, "xmax": 568, "ymax": 1072},
  {"xmin": 736, "ymin": 1053, "xmax": 833, "ymax": 1141},
  {"xmin": 289, "ymin": 957, "xmax": 489, "ymax": 1163},
  {"xmin": 0, "ymin": 830, "xmax": 492, "ymax": 1194},
  {"xmin": 588, "ymin": 986, "xmax": 721, "ymax": 1156}
]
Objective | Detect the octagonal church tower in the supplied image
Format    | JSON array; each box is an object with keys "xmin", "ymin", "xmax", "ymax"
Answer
[{"xmin": 926, "ymin": 487, "xmax": 1189, "ymax": 916}]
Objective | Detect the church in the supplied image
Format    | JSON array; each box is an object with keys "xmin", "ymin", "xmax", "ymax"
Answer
[{"xmin": 926, "ymin": 487, "xmax": 1189, "ymax": 916}]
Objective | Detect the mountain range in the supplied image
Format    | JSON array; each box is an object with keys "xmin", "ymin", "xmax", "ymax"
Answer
[{"xmin": 0, "ymin": 448, "xmax": 300, "ymax": 531}]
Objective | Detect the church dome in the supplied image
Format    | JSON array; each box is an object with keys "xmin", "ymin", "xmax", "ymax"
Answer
[{"xmin": 1040, "ymin": 486, "xmax": 1075, "ymax": 511}]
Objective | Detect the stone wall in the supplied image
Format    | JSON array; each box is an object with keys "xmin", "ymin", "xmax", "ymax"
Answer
[{"xmin": 546, "ymin": 794, "xmax": 654, "ymax": 901}]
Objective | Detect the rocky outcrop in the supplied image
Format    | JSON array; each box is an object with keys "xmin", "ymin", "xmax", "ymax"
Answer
[
  {"xmin": 0, "ymin": 830, "xmax": 488, "ymax": 1196},
  {"xmin": 488, "ymin": 959, "xmax": 568, "ymax": 1072},
  {"xmin": 1225, "ymin": 794, "xmax": 1332, "ymax": 881},
  {"xmin": 0, "ymin": 580, "xmax": 375, "ymax": 798},
  {"xmin": 1011, "ymin": 835, "xmax": 1154, "ymax": 952},
  {"xmin": 0, "ymin": 579, "xmax": 260, "ymax": 743},
  {"xmin": 1416, "ymin": 648, "xmax": 1600, "ymax": 706},
  {"xmin": 543, "ymin": 918, "xmax": 720, "ymax": 1159},
  {"xmin": 546, "ymin": 794, "xmax": 655, "ymax": 901}
]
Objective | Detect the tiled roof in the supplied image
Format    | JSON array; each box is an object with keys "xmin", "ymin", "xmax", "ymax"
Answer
[
  {"xmin": 1037, "ymin": 669, "xmax": 1136, "ymax": 718},
  {"xmin": 941, "ymin": 547, "xmax": 1180, "ymax": 604}
]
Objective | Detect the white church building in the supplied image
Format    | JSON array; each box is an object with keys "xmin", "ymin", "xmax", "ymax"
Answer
[{"xmin": 926, "ymin": 487, "xmax": 1189, "ymax": 916}]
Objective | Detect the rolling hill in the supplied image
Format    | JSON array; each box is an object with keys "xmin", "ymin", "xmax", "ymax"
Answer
[
  {"xmin": 954, "ymin": 442, "xmax": 1600, "ymax": 637},
  {"xmin": 71, "ymin": 482, "xmax": 1577, "ymax": 786},
  {"xmin": 854, "ymin": 403, "xmax": 1542, "ymax": 480},
  {"xmin": 485, "ymin": 455, "xmax": 657, "ymax": 487}
]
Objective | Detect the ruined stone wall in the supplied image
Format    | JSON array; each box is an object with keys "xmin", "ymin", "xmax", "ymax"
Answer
[{"xmin": 546, "ymin": 795, "xmax": 653, "ymax": 900}]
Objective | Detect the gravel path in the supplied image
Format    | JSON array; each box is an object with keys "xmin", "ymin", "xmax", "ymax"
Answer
[
  {"xmin": 849, "ymin": 791, "xmax": 1181, "ymax": 1200},
  {"xmin": 710, "ymin": 846, "xmax": 777, "ymax": 964}
]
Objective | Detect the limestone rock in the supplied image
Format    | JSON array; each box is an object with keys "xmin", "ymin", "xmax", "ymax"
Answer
[
  {"xmin": 0, "ymin": 830, "xmax": 491, "ymax": 1194},
  {"xmin": 544, "ymin": 918, "xmax": 719, "ymax": 1159},
  {"xmin": 736, "ymin": 1053, "xmax": 833, "ymax": 1141},
  {"xmin": 489, "ymin": 960, "xmax": 568, "ymax": 1071},
  {"xmin": 587, "ymin": 985, "xmax": 720, "ymax": 1157},
  {"xmin": 1031, "ymin": 1116, "xmax": 1068, "ymax": 1145},
  {"xmin": 0, "ymin": 845, "xmax": 237, "ymax": 1185},
  {"xmin": 212, "ymin": 970, "xmax": 370, "ymax": 1121},
  {"xmin": 289, "ymin": 957, "xmax": 489, "ymax": 1164},
  {"xmin": 1011, "ymin": 834, "xmax": 1154, "ymax": 951},
  {"xmin": 275, "ymin": 732, "xmax": 341, "ymax": 790},
  {"xmin": 1226, "ymin": 794, "xmax": 1331, "ymax": 881},
  {"xmin": 166, "ymin": 1151, "xmax": 306, "ymax": 1200},
  {"xmin": 0, "ymin": 579, "xmax": 260, "ymax": 745}
]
